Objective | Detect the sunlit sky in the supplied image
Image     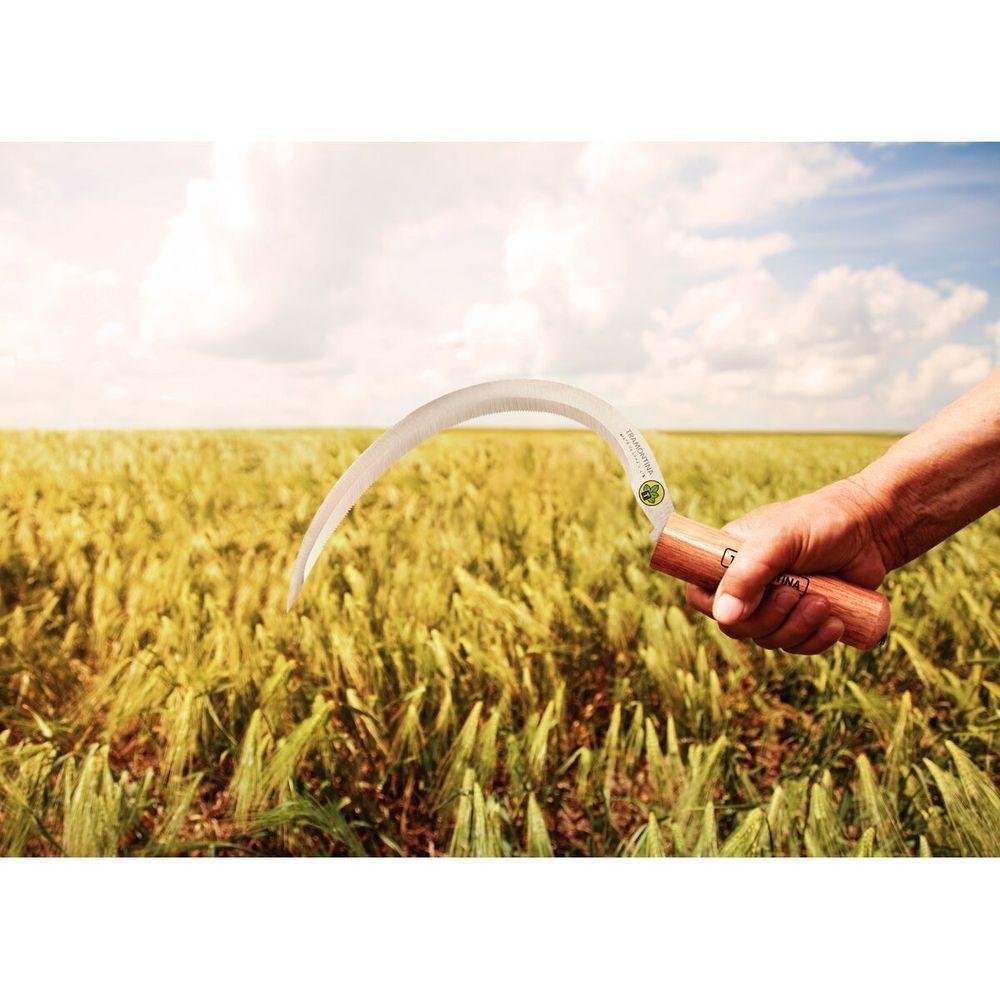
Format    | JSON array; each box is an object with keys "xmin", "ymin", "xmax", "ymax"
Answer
[{"xmin": 1, "ymin": 142, "xmax": 997, "ymax": 430}]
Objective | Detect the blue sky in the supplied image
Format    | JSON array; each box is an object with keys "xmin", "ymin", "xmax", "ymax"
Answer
[
  {"xmin": 770, "ymin": 143, "xmax": 1000, "ymax": 301},
  {"xmin": 0, "ymin": 143, "xmax": 996, "ymax": 430}
]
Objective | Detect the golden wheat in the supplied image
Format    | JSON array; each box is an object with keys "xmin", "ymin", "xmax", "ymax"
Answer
[{"xmin": 0, "ymin": 428, "xmax": 996, "ymax": 855}]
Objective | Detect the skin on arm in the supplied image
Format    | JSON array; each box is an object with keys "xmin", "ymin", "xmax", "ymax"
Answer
[{"xmin": 686, "ymin": 367, "xmax": 1000, "ymax": 655}]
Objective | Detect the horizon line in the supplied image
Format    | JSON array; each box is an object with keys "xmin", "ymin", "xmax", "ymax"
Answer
[{"xmin": 0, "ymin": 424, "xmax": 911, "ymax": 436}]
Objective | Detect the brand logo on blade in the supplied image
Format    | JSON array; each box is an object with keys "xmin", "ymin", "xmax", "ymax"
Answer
[{"xmin": 639, "ymin": 480, "xmax": 665, "ymax": 506}]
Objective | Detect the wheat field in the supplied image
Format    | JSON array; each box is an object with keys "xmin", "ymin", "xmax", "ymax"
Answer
[{"xmin": 0, "ymin": 428, "xmax": 997, "ymax": 856}]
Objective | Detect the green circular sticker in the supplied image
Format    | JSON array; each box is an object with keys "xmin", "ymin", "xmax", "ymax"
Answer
[{"xmin": 639, "ymin": 480, "xmax": 665, "ymax": 506}]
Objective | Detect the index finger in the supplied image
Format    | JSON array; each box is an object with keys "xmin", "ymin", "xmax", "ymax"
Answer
[
  {"xmin": 686, "ymin": 582, "xmax": 715, "ymax": 617},
  {"xmin": 712, "ymin": 531, "xmax": 796, "ymax": 626}
]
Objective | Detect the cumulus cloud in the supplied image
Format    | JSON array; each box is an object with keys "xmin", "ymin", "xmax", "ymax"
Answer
[
  {"xmin": 443, "ymin": 300, "xmax": 551, "ymax": 378},
  {"xmin": 624, "ymin": 263, "xmax": 990, "ymax": 424},
  {"xmin": 0, "ymin": 228, "xmax": 136, "ymax": 424},
  {"xmin": 139, "ymin": 144, "xmax": 579, "ymax": 364},
  {"xmin": 647, "ymin": 264, "xmax": 987, "ymax": 381},
  {"xmin": 137, "ymin": 142, "xmax": 856, "ymax": 372},
  {"xmin": 0, "ymin": 231, "xmax": 121, "ymax": 364},
  {"xmin": 0, "ymin": 143, "xmax": 995, "ymax": 429},
  {"xmin": 987, "ymin": 320, "xmax": 1000, "ymax": 353},
  {"xmin": 577, "ymin": 142, "xmax": 867, "ymax": 227},
  {"xmin": 884, "ymin": 343, "xmax": 994, "ymax": 416}
]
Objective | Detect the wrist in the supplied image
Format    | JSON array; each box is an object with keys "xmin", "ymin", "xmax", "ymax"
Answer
[{"xmin": 842, "ymin": 465, "xmax": 910, "ymax": 572}]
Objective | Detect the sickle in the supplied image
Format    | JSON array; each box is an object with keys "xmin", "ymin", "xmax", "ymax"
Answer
[{"xmin": 287, "ymin": 378, "xmax": 890, "ymax": 650}]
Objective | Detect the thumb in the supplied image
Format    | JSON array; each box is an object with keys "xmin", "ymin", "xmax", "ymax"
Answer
[{"xmin": 712, "ymin": 529, "xmax": 795, "ymax": 625}]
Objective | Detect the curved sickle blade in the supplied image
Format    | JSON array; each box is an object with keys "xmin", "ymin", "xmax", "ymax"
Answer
[{"xmin": 287, "ymin": 379, "xmax": 672, "ymax": 608}]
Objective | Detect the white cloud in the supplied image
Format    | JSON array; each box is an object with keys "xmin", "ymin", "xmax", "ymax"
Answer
[
  {"xmin": 884, "ymin": 343, "xmax": 994, "ymax": 416},
  {"xmin": 652, "ymin": 264, "xmax": 986, "ymax": 361},
  {"xmin": 662, "ymin": 230, "xmax": 794, "ymax": 274},
  {"xmin": 629, "ymin": 263, "xmax": 989, "ymax": 424},
  {"xmin": 0, "ymin": 231, "xmax": 121, "ymax": 364},
  {"xmin": 504, "ymin": 212, "xmax": 585, "ymax": 297},
  {"xmin": 790, "ymin": 267, "xmax": 988, "ymax": 347},
  {"xmin": 139, "ymin": 144, "xmax": 581, "ymax": 364},
  {"xmin": 139, "ymin": 144, "xmax": 277, "ymax": 356},
  {"xmin": 444, "ymin": 300, "xmax": 551, "ymax": 377},
  {"xmin": 684, "ymin": 144, "xmax": 868, "ymax": 227},
  {"xmin": 577, "ymin": 142, "xmax": 867, "ymax": 227},
  {"xmin": 0, "ymin": 143, "xmax": 994, "ymax": 430},
  {"xmin": 137, "ymin": 143, "xmax": 858, "ymax": 372},
  {"xmin": 987, "ymin": 320, "xmax": 1000, "ymax": 353}
]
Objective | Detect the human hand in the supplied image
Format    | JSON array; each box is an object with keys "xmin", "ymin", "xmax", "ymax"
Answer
[{"xmin": 685, "ymin": 478, "xmax": 892, "ymax": 655}]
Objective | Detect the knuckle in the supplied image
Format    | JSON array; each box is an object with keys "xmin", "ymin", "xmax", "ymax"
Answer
[
  {"xmin": 743, "ymin": 608, "xmax": 783, "ymax": 636},
  {"xmin": 753, "ymin": 634, "xmax": 782, "ymax": 650},
  {"xmin": 789, "ymin": 640, "xmax": 825, "ymax": 656}
]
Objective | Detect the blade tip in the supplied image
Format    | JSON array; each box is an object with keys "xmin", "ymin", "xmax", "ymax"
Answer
[{"xmin": 286, "ymin": 574, "xmax": 302, "ymax": 611}]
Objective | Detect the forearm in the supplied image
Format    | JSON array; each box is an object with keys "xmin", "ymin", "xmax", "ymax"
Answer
[{"xmin": 851, "ymin": 367, "xmax": 1000, "ymax": 570}]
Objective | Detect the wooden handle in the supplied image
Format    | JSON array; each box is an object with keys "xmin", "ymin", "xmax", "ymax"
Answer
[{"xmin": 649, "ymin": 513, "xmax": 890, "ymax": 650}]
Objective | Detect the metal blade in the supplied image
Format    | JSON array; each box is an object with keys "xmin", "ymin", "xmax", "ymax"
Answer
[{"xmin": 287, "ymin": 379, "xmax": 672, "ymax": 607}]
